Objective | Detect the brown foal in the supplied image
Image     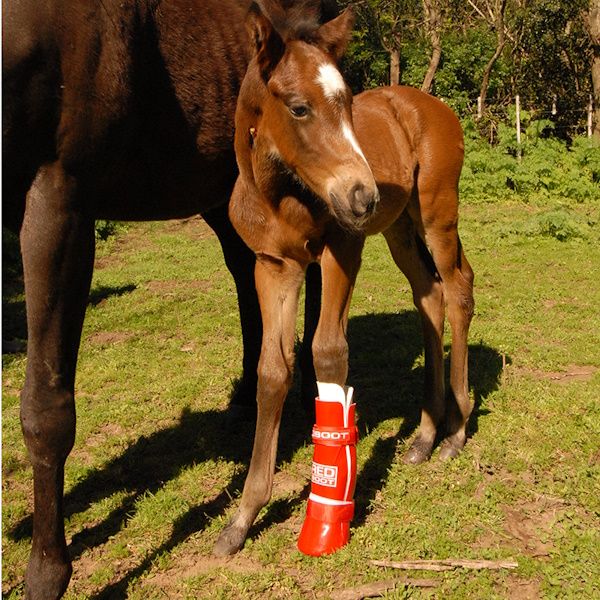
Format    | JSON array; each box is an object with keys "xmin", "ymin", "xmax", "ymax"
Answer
[{"xmin": 214, "ymin": 5, "xmax": 474, "ymax": 555}]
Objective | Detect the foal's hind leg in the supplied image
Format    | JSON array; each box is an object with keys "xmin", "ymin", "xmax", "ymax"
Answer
[
  {"xmin": 418, "ymin": 197, "xmax": 475, "ymax": 459},
  {"xmin": 20, "ymin": 163, "xmax": 95, "ymax": 599},
  {"xmin": 383, "ymin": 214, "xmax": 445, "ymax": 464}
]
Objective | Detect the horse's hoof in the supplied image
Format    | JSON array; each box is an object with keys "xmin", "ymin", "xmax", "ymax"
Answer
[
  {"xmin": 439, "ymin": 438, "xmax": 464, "ymax": 461},
  {"xmin": 213, "ymin": 522, "xmax": 247, "ymax": 557},
  {"xmin": 25, "ymin": 555, "xmax": 72, "ymax": 600},
  {"xmin": 401, "ymin": 438, "xmax": 432, "ymax": 465}
]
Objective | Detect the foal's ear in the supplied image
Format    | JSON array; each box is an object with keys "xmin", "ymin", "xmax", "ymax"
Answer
[
  {"xmin": 316, "ymin": 8, "xmax": 355, "ymax": 62},
  {"xmin": 246, "ymin": 3, "xmax": 285, "ymax": 80}
]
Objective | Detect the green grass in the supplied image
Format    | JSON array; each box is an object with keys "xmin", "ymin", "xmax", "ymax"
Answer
[{"xmin": 3, "ymin": 201, "xmax": 600, "ymax": 599}]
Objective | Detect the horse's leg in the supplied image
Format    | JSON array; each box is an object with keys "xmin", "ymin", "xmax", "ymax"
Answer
[
  {"xmin": 383, "ymin": 213, "xmax": 445, "ymax": 464},
  {"xmin": 419, "ymin": 197, "xmax": 475, "ymax": 460},
  {"xmin": 20, "ymin": 163, "xmax": 95, "ymax": 600},
  {"xmin": 299, "ymin": 262, "xmax": 322, "ymax": 416},
  {"xmin": 311, "ymin": 235, "xmax": 364, "ymax": 386},
  {"xmin": 202, "ymin": 204, "xmax": 261, "ymax": 420},
  {"xmin": 213, "ymin": 256, "xmax": 305, "ymax": 556}
]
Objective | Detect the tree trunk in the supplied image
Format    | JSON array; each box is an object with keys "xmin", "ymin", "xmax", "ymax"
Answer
[
  {"xmin": 478, "ymin": 0, "xmax": 507, "ymax": 115},
  {"xmin": 390, "ymin": 49, "xmax": 400, "ymax": 85},
  {"xmin": 421, "ymin": 0, "xmax": 443, "ymax": 93},
  {"xmin": 587, "ymin": 0, "xmax": 600, "ymax": 139}
]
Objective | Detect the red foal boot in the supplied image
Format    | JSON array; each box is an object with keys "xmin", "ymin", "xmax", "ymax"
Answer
[{"xmin": 298, "ymin": 382, "xmax": 358, "ymax": 556}]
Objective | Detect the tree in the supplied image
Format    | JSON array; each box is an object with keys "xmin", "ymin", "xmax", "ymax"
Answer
[
  {"xmin": 511, "ymin": 0, "xmax": 593, "ymax": 137},
  {"xmin": 347, "ymin": 0, "xmax": 421, "ymax": 86},
  {"xmin": 467, "ymin": 0, "xmax": 508, "ymax": 113},
  {"xmin": 585, "ymin": 0, "xmax": 600, "ymax": 138},
  {"xmin": 421, "ymin": 0, "xmax": 443, "ymax": 92},
  {"xmin": 380, "ymin": 8, "xmax": 403, "ymax": 84},
  {"xmin": 343, "ymin": 0, "xmax": 593, "ymax": 139}
]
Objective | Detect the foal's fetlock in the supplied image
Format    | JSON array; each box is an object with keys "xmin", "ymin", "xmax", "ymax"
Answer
[
  {"xmin": 213, "ymin": 520, "xmax": 249, "ymax": 557},
  {"xmin": 402, "ymin": 435, "xmax": 434, "ymax": 465}
]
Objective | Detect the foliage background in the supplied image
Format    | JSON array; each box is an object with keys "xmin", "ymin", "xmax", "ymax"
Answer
[{"xmin": 342, "ymin": 0, "xmax": 594, "ymax": 124}]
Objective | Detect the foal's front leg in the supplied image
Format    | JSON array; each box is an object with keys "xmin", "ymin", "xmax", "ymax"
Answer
[
  {"xmin": 311, "ymin": 237, "xmax": 364, "ymax": 386},
  {"xmin": 296, "ymin": 237, "xmax": 364, "ymax": 556},
  {"xmin": 214, "ymin": 256, "xmax": 305, "ymax": 556}
]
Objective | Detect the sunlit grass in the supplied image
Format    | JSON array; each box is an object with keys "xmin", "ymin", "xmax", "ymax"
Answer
[{"xmin": 3, "ymin": 202, "xmax": 599, "ymax": 598}]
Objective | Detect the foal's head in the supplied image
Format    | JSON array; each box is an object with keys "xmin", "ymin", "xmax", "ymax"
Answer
[{"xmin": 235, "ymin": 2, "xmax": 379, "ymax": 231}]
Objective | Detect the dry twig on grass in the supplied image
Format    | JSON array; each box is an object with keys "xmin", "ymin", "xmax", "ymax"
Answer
[
  {"xmin": 330, "ymin": 577, "xmax": 438, "ymax": 600},
  {"xmin": 370, "ymin": 558, "xmax": 518, "ymax": 572}
]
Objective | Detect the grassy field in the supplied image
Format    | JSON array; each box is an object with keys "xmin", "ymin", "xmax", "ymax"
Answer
[{"xmin": 2, "ymin": 199, "xmax": 600, "ymax": 599}]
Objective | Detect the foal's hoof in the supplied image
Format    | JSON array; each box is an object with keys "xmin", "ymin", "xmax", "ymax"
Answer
[
  {"xmin": 213, "ymin": 522, "xmax": 247, "ymax": 557},
  {"xmin": 439, "ymin": 438, "xmax": 464, "ymax": 461},
  {"xmin": 402, "ymin": 438, "xmax": 432, "ymax": 465}
]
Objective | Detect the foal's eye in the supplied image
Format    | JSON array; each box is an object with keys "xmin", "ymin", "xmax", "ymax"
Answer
[{"xmin": 289, "ymin": 104, "xmax": 309, "ymax": 118}]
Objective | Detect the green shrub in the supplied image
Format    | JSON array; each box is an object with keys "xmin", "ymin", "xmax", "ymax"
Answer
[
  {"xmin": 95, "ymin": 220, "xmax": 126, "ymax": 241},
  {"xmin": 460, "ymin": 128, "xmax": 600, "ymax": 203},
  {"xmin": 521, "ymin": 210, "xmax": 591, "ymax": 241}
]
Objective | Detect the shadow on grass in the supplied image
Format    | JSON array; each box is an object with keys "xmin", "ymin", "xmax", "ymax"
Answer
[
  {"xmin": 2, "ymin": 228, "xmax": 26, "ymax": 355},
  {"xmin": 347, "ymin": 312, "xmax": 502, "ymax": 526},
  {"xmin": 88, "ymin": 284, "xmax": 137, "ymax": 306},
  {"xmin": 1, "ymin": 277, "xmax": 137, "ymax": 357},
  {"xmin": 7, "ymin": 310, "xmax": 504, "ymax": 597}
]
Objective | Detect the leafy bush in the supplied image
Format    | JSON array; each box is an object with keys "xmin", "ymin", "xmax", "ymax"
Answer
[
  {"xmin": 460, "ymin": 126, "xmax": 600, "ymax": 203},
  {"xmin": 571, "ymin": 136, "xmax": 600, "ymax": 184},
  {"xmin": 517, "ymin": 210, "xmax": 592, "ymax": 241},
  {"xmin": 95, "ymin": 220, "xmax": 126, "ymax": 241},
  {"xmin": 2, "ymin": 228, "xmax": 22, "ymax": 280}
]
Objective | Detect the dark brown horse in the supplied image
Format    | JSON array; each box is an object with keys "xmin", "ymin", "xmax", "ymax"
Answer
[
  {"xmin": 2, "ymin": 1, "xmax": 335, "ymax": 598},
  {"xmin": 216, "ymin": 4, "xmax": 475, "ymax": 555}
]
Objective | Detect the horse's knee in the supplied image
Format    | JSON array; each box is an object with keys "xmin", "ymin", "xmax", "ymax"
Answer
[
  {"xmin": 413, "ymin": 283, "xmax": 445, "ymax": 329},
  {"xmin": 20, "ymin": 383, "xmax": 75, "ymax": 467},
  {"xmin": 312, "ymin": 335, "xmax": 348, "ymax": 383},
  {"xmin": 257, "ymin": 356, "xmax": 292, "ymax": 401}
]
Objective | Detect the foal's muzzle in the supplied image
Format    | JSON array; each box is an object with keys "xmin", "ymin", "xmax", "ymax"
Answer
[{"xmin": 328, "ymin": 180, "xmax": 379, "ymax": 231}]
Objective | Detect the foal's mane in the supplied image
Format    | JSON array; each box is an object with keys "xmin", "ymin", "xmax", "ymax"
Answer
[{"xmin": 256, "ymin": 0, "xmax": 337, "ymax": 42}]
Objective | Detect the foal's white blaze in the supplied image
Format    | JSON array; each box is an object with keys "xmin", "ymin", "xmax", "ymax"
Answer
[
  {"xmin": 316, "ymin": 63, "xmax": 346, "ymax": 100},
  {"xmin": 316, "ymin": 62, "xmax": 371, "ymax": 168},
  {"xmin": 342, "ymin": 122, "xmax": 368, "ymax": 164}
]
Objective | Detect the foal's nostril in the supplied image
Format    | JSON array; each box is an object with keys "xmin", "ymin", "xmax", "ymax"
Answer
[
  {"xmin": 365, "ymin": 189, "xmax": 379, "ymax": 215},
  {"xmin": 350, "ymin": 183, "xmax": 378, "ymax": 218}
]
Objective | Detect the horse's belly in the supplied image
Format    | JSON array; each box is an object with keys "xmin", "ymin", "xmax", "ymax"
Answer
[{"xmin": 92, "ymin": 150, "xmax": 238, "ymax": 221}]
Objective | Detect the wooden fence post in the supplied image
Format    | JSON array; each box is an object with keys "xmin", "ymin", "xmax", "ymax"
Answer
[{"xmin": 515, "ymin": 95, "xmax": 522, "ymax": 160}]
